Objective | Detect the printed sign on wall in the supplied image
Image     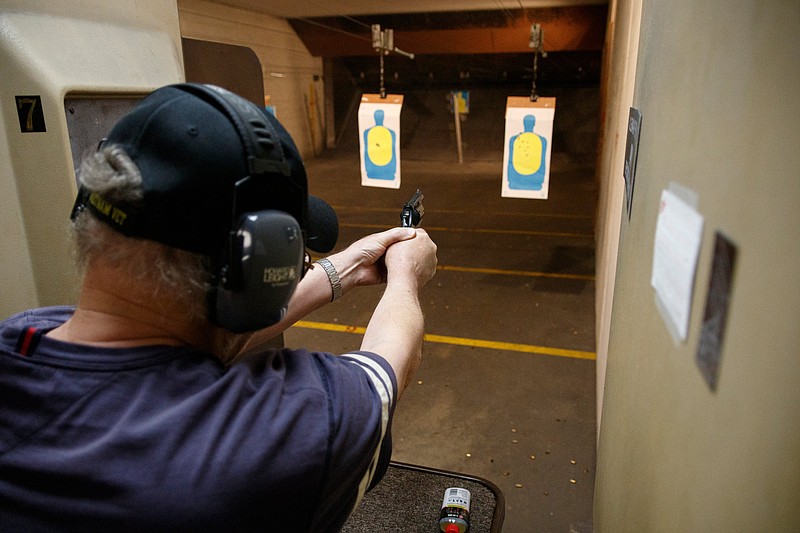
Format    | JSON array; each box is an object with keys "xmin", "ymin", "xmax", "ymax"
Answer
[
  {"xmin": 358, "ymin": 94, "xmax": 403, "ymax": 189},
  {"xmin": 624, "ymin": 107, "xmax": 642, "ymax": 219},
  {"xmin": 501, "ymin": 96, "xmax": 556, "ymax": 200}
]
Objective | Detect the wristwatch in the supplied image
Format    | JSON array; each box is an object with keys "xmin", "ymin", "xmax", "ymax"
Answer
[{"xmin": 315, "ymin": 258, "xmax": 342, "ymax": 301}]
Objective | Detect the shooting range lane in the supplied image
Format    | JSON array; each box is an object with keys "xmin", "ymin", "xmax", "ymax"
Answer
[{"xmin": 286, "ymin": 147, "xmax": 596, "ymax": 532}]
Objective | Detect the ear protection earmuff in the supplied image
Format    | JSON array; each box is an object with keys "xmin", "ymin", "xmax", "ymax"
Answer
[
  {"xmin": 211, "ymin": 209, "xmax": 305, "ymax": 333},
  {"xmin": 172, "ymin": 84, "xmax": 307, "ymax": 333}
]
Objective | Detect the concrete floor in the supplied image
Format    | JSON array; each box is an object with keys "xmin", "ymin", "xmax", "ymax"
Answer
[{"xmin": 285, "ymin": 137, "xmax": 598, "ymax": 531}]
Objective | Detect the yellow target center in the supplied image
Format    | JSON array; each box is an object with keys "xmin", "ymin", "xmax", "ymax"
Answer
[
  {"xmin": 367, "ymin": 126, "xmax": 393, "ymax": 166},
  {"xmin": 512, "ymin": 132, "xmax": 543, "ymax": 175}
]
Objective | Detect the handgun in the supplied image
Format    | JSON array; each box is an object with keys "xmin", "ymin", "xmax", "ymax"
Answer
[{"xmin": 400, "ymin": 189, "xmax": 424, "ymax": 228}]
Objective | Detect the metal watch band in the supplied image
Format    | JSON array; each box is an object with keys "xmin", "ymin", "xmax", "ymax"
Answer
[{"xmin": 316, "ymin": 258, "xmax": 342, "ymax": 301}]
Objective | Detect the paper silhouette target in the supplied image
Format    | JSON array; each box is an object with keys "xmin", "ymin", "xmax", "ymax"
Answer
[
  {"xmin": 358, "ymin": 94, "xmax": 403, "ymax": 189},
  {"xmin": 501, "ymin": 97, "xmax": 556, "ymax": 199}
]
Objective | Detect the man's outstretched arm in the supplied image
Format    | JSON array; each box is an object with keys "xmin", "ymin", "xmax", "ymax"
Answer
[
  {"xmin": 238, "ymin": 228, "xmax": 420, "ymax": 356},
  {"xmin": 359, "ymin": 228, "xmax": 438, "ymax": 397}
]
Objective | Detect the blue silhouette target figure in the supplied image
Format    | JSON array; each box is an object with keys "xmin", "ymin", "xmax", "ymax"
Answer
[
  {"xmin": 363, "ymin": 109, "xmax": 397, "ymax": 181},
  {"xmin": 507, "ymin": 114, "xmax": 547, "ymax": 190}
]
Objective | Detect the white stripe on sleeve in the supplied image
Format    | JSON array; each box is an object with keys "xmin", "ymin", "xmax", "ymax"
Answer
[{"xmin": 340, "ymin": 353, "xmax": 395, "ymax": 509}]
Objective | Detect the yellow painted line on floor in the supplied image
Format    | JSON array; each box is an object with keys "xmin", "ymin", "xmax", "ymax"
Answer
[
  {"xmin": 296, "ymin": 320, "xmax": 367, "ymax": 335},
  {"xmin": 331, "ymin": 205, "xmax": 593, "ymax": 220},
  {"xmin": 339, "ymin": 222, "xmax": 593, "ymax": 239},
  {"xmin": 302, "ymin": 261, "xmax": 593, "ymax": 281},
  {"xmin": 423, "ymin": 333, "xmax": 596, "ymax": 360},
  {"xmin": 433, "ymin": 208, "xmax": 593, "ymax": 220},
  {"xmin": 293, "ymin": 320, "xmax": 596, "ymax": 361},
  {"xmin": 437, "ymin": 265, "xmax": 595, "ymax": 281}
]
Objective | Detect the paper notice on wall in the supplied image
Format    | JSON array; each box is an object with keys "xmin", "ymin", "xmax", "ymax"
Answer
[
  {"xmin": 651, "ymin": 188, "xmax": 704, "ymax": 341},
  {"xmin": 358, "ymin": 94, "xmax": 403, "ymax": 189},
  {"xmin": 501, "ymin": 96, "xmax": 556, "ymax": 200}
]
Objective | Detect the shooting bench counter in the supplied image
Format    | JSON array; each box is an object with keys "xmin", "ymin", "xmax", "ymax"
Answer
[{"xmin": 342, "ymin": 462, "xmax": 505, "ymax": 532}]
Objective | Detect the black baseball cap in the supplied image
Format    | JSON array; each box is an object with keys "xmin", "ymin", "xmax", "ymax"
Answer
[{"xmin": 72, "ymin": 83, "xmax": 337, "ymax": 255}]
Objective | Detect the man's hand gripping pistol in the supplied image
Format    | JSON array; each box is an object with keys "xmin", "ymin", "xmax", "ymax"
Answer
[{"xmin": 400, "ymin": 189, "xmax": 424, "ymax": 228}]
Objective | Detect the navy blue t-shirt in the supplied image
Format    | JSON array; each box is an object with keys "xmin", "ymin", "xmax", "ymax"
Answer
[{"xmin": 0, "ymin": 307, "xmax": 396, "ymax": 532}]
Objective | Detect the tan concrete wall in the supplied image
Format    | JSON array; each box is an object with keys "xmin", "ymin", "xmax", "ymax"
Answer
[
  {"xmin": 594, "ymin": 1, "xmax": 800, "ymax": 529},
  {"xmin": 177, "ymin": 0, "xmax": 325, "ymax": 159}
]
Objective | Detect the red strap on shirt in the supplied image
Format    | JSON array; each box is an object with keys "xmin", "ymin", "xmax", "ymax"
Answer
[{"xmin": 16, "ymin": 327, "xmax": 42, "ymax": 356}]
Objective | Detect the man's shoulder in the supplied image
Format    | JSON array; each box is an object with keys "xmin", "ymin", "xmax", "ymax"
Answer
[
  {"xmin": 235, "ymin": 348, "xmax": 394, "ymax": 382},
  {"xmin": 228, "ymin": 348, "xmax": 397, "ymax": 427},
  {"xmin": 276, "ymin": 348, "xmax": 396, "ymax": 400}
]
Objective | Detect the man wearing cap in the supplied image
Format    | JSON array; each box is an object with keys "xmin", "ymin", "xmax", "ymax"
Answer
[{"xmin": 0, "ymin": 84, "xmax": 438, "ymax": 531}]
